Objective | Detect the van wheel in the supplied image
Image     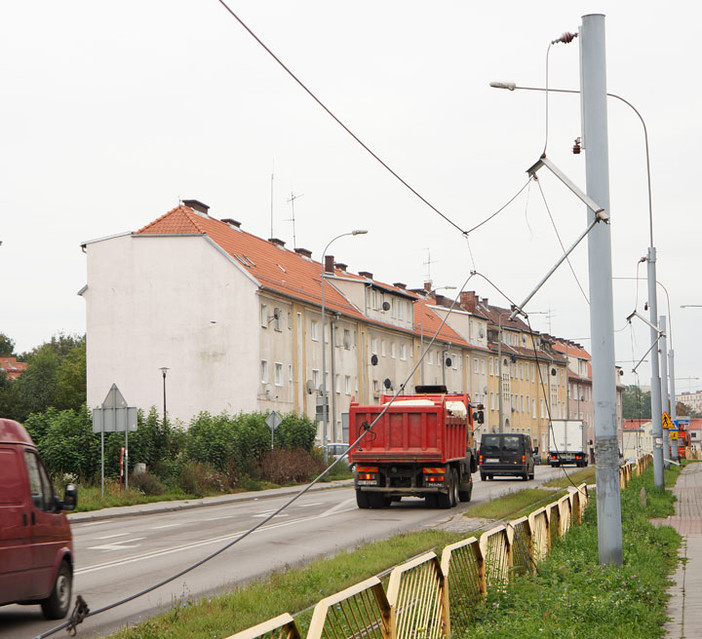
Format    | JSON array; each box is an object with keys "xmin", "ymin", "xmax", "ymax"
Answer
[
  {"xmin": 528, "ymin": 470, "xmax": 535, "ymax": 480},
  {"xmin": 41, "ymin": 560, "xmax": 72, "ymax": 620}
]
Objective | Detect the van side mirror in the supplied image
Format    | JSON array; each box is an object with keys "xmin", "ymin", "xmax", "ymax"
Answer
[
  {"xmin": 62, "ymin": 484, "xmax": 78, "ymax": 511},
  {"xmin": 473, "ymin": 410, "xmax": 484, "ymax": 425}
]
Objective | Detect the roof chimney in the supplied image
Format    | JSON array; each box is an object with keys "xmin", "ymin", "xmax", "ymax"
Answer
[
  {"xmin": 359, "ymin": 271, "xmax": 373, "ymax": 279},
  {"xmin": 335, "ymin": 262, "xmax": 347, "ymax": 273},
  {"xmin": 295, "ymin": 247, "xmax": 312, "ymax": 258},
  {"xmin": 183, "ymin": 199, "xmax": 210, "ymax": 215},
  {"xmin": 221, "ymin": 218, "xmax": 241, "ymax": 229},
  {"xmin": 423, "ymin": 281, "xmax": 433, "ymax": 292},
  {"xmin": 393, "ymin": 282, "xmax": 406, "ymax": 290},
  {"xmin": 324, "ymin": 255, "xmax": 335, "ymax": 274},
  {"xmin": 460, "ymin": 291, "xmax": 478, "ymax": 312},
  {"xmin": 268, "ymin": 238, "xmax": 286, "ymax": 248}
]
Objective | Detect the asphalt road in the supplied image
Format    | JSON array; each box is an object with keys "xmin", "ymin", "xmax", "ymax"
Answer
[{"xmin": 1, "ymin": 464, "xmax": 584, "ymax": 639}]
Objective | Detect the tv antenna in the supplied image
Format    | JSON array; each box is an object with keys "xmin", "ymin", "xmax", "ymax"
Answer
[{"xmin": 286, "ymin": 191, "xmax": 303, "ymax": 249}]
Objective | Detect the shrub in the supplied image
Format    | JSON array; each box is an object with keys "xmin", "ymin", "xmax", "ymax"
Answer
[
  {"xmin": 129, "ymin": 470, "xmax": 165, "ymax": 496},
  {"xmin": 178, "ymin": 461, "xmax": 229, "ymax": 497},
  {"xmin": 260, "ymin": 448, "xmax": 325, "ymax": 485}
]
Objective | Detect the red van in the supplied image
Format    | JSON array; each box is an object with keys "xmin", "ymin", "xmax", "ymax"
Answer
[{"xmin": 0, "ymin": 418, "xmax": 77, "ymax": 618}]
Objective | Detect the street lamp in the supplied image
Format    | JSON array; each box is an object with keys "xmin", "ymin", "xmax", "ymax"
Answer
[
  {"xmin": 321, "ymin": 230, "xmax": 367, "ymax": 462},
  {"xmin": 491, "ymin": 79, "xmax": 666, "ymax": 488},
  {"xmin": 159, "ymin": 367, "xmax": 169, "ymax": 424}
]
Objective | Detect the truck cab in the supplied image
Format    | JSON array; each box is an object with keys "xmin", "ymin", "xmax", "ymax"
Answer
[{"xmin": 0, "ymin": 418, "xmax": 77, "ymax": 619}]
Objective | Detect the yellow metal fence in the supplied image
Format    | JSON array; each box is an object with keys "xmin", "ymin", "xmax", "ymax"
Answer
[{"xmin": 226, "ymin": 456, "xmax": 650, "ymax": 639}]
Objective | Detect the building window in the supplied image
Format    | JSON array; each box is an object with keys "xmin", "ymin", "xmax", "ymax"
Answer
[
  {"xmin": 335, "ymin": 374, "xmax": 341, "ymax": 394},
  {"xmin": 391, "ymin": 342, "xmax": 397, "ymax": 359},
  {"xmin": 489, "ymin": 357, "xmax": 494, "ymax": 376},
  {"xmin": 428, "ymin": 349, "xmax": 433, "ymax": 364},
  {"xmin": 345, "ymin": 375, "xmax": 351, "ymax": 395},
  {"xmin": 490, "ymin": 392, "xmax": 495, "ymax": 410},
  {"xmin": 274, "ymin": 363, "xmax": 283, "ymax": 386},
  {"xmin": 480, "ymin": 359, "xmax": 485, "ymax": 374},
  {"xmin": 273, "ymin": 308, "xmax": 282, "ymax": 331},
  {"xmin": 452, "ymin": 354, "xmax": 458, "ymax": 370},
  {"xmin": 400, "ymin": 344, "xmax": 407, "ymax": 361},
  {"xmin": 260, "ymin": 360, "xmax": 269, "ymax": 383},
  {"xmin": 311, "ymin": 320, "xmax": 319, "ymax": 341},
  {"xmin": 343, "ymin": 329, "xmax": 351, "ymax": 350},
  {"xmin": 473, "ymin": 358, "xmax": 479, "ymax": 374},
  {"xmin": 312, "ymin": 369, "xmax": 320, "ymax": 388},
  {"xmin": 381, "ymin": 340, "xmax": 387, "ymax": 357},
  {"xmin": 372, "ymin": 338, "xmax": 379, "ymax": 355},
  {"xmin": 260, "ymin": 304, "xmax": 268, "ymax": 328},
  {"xmin": 288, "ymin": 364, "xmax": 293, "ymax": 383}
]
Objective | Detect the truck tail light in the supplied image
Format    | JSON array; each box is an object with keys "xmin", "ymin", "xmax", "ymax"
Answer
[
  {"xmin": 521, "ymin": 454, "xmax": 526, "ymax": 463},
  {"xmin": 423, "ymin": 467, "xmax": 446, "ymax": 483},
  {"xmin": 478, "ymin": 454, "xmax": 483, "ymax": 465},
  {"xmin": 356, "ymin": 465, "xmax": 378, "ymax": 481}
]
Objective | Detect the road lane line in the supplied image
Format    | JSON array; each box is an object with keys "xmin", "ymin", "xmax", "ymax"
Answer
[{"xmin": 77, "ymin": 500, "xmax": 356, "ymax": 575}]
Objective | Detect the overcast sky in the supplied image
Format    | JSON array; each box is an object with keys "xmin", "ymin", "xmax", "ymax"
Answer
[{"xmin": 2, "ymin": 2, "xmax": 700, "ymax": 394}]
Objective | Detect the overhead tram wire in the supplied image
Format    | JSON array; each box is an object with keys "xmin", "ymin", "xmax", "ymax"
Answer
[
  {"xmin": 37, "ymin": 269, "xmax": 480, "ymax": 639},
  {"xmin": 214, "ymin": 0, "xmax": 466, "ymax": 236}
]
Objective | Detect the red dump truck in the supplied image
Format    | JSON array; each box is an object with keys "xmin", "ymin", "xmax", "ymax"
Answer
[{"xmin": 348, "ymin": 386, "xmax": 480, "ymax": 509}]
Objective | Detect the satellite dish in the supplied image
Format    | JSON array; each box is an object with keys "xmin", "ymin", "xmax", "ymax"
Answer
[
  {"xmin": 371, "ymin": 354, "xmax": 378, "ymax": 366},
  {"xmin": 510, "ymin": 354, "xmax": 517, "ymax": 363},
  {"xmin": 445, "ymin": 357, "xmax": 452, "ymax": 368},
  {"xmin": 382, "ymin": 301, "xmax": 391, "ymax": 311},
  {"xmin": 551, "ymin": 367, "xmax": 557, "ymax": 376},
  {"xmin": 305, "ymin": 380, "xmax": 314, "ymax": 395},
  {"xmin": 383, "ymin": 378, "xmax": 392, "ymax": 389}
]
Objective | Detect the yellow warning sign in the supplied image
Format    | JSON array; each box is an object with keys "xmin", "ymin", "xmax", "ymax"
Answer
[
  {"xmin": 662, "ymin": 412, "xmax": 674, "ymax": 430},
  {"xmin": 670, "ymin": 431, "xmax": 678, "ymax": 440}
]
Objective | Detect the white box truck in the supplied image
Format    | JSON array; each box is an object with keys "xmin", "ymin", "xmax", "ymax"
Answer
[{"xmin": 548, "ymin": 420, "xmax": 588, "ymax": 467}]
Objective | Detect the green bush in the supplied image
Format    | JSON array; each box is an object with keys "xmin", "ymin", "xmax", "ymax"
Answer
[
  {"xmin": 129, "ymin": 470, "xmax": 165, "ymax": 496},
  {"xmin": 178, "ymin": 461, "xmax": 229, "ymax": 497}
]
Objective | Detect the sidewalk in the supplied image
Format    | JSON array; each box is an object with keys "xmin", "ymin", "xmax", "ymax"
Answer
[
  {"xmin": 660, "ymin": 463, "xmax": 702, "ymax": 639},
  {"xmin": 68, "ymin": 478, "xmax": 354, "ymax": 523}
]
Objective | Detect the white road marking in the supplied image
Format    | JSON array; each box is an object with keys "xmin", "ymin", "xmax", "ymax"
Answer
[
  {"xmin": 151, "ymin": 523, "xmax": 182, "ymax": 529},
  {"xmin": 87, "ymin": 537, "xmax": 146, "ymax": 551},
  {"xmin": 77, "ymin": 499, "xmax": 356, "ymax": 575},
  {"xmin": 253, "ymin": 512, "xmax": 289, "ymax": 518},
  {"xmin": 94, "ymin": 532, "xmax": 129, "ymax": 540}
]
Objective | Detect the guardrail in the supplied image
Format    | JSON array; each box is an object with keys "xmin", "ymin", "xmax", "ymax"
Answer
[{"xmin": 225, "ymin": 457, "xmax": 650, "ymax": 639}]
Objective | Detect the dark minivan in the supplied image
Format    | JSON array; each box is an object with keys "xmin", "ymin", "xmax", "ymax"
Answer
[{"xmin": 479, "ymin": 433, "xmax": 535, "ymax": 481}]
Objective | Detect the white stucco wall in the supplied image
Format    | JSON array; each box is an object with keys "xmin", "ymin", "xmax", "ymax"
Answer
[{"xmin": 84, "ymin": 234, "xmax": 259, "ymax": 424}]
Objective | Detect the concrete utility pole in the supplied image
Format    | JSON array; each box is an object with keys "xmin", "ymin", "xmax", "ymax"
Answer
[
  {"xmin": 581, "ymin": 13, "xmax": 623, "ymax": 565},
  {"xmin": 647, "ymin": 252, "xmax": 665, "ymax": 484},
  {"xmin": 660, "ymin": 316, "xmax": 675, "ymax": 461},
  {"xmin": 669, "ymin": 347, "xmax": 678, "ymax": 459}
]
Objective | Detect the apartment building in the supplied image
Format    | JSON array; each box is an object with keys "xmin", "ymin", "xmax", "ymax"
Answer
[{"xmin": 81, "ymin": 201, "xmax": 492, "ymax": 433}]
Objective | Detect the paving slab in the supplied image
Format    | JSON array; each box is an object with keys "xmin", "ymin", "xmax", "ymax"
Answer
[{"xmin": 658, "ymin": 463, "xmax": 702, "ymax": 639}]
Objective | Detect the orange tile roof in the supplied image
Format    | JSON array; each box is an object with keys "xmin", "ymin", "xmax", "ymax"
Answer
[
  {"xmin": 0, "ymin": 357, "xmax": 27, "ymax": 380},
  {"xmin": 134, "ymin": 205, "xmax": 483, "ymax": 348}
]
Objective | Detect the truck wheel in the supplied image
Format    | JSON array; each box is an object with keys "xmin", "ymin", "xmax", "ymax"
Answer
[
  {"xmin": 459, "ymin": 477, "xmax": 473, "ymax": 502},
  {"xmin": 480, "ymin": 473, "xmax": 486, "ymax": 481},
  {"xmin": 437, "ymin": 470, "xmax": 457, "ymax": 508},
  {"xmin": 356, "ymin": 490, "xmax": 370, "ymax": 509},
  {"xmin": 368, "ymin": 493, "xmax": 389, "ymax": 508},
  {"xmin": 41, "ymin": 560, "xmax": 72, "ymax": 620}
]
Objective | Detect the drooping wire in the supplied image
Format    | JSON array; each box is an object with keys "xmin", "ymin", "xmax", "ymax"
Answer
[
  {"xmin": 463, "ymin": 178, "xmax": 533, "ymax": 237},
  {"xmin": 525, "ymin": 315, "xmax": 586, "ymax": 493},
  {"xmin": 214, "ymin": 0, "xmax": 468, "ymax": 236},
  {"xmin": 36, "ymin": 270, "xmax": 480, "ymax": 639},
  {"xmin": 535, "ymin": 178, "xmax": 590, "ymax": 305}
]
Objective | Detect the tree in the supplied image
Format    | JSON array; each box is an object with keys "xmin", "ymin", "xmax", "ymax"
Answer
[
  {"xmin": 622, "ymin": 385, "xmax": 651, "ymax": 420},
  {"xmin": 0, "ymin": 333, "xmax": 15, "ymax": 357}
]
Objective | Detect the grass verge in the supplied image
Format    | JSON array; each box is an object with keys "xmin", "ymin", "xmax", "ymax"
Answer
[
  {"xmin": 464, "ymin": 487, "xmax": 568, "ymax": 521},
  {"xmin": 107, "ymin": 530, "xmax": 467, "ymax": 639},
  {"xmin": 461, "ymin": 464, "xmax": 682, "ymax": 638}
]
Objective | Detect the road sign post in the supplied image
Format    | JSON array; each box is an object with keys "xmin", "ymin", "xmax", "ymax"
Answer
[
  {"xmin": 266, "ymin": 410, "xmax": 283, "ymax": 450},
  {"xmin": 92, "ymin": 384, "xmax": 137, "ymax": 495}
]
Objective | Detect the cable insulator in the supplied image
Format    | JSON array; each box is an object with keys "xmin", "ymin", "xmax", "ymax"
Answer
[{"xmin": 552, "ymin": 32, "xmax": 578, "ymax": 44}]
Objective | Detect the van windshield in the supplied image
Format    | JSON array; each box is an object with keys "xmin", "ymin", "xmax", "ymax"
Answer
[{"xmin": 481, "ymin": 435, "xmax": 523, "ymax": 452}]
